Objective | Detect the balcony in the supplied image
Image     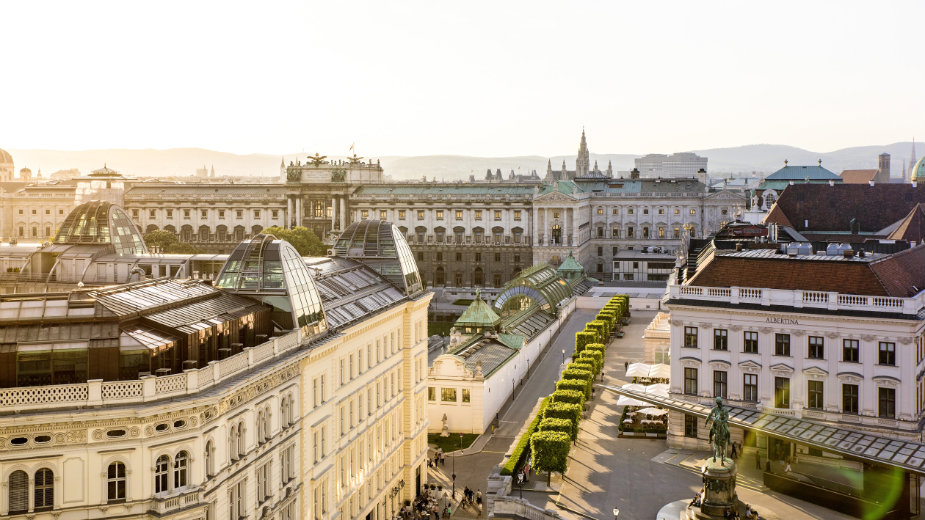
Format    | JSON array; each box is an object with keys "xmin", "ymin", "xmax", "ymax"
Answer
[
  {"xmin": 153, "ymin": 488, "xmax": 204, "ymax": 515},
  {"xmin": 669, "ymin": 285, "xmax": 922, "ymax": 316}
]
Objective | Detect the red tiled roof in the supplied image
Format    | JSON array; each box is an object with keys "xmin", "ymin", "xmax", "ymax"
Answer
[
  {"xmin": 686, "ymin": 246, "xmax": 925, "ymax": 297},
  {"xmin": 764, "ymin": 183, "xmax": 925, "ymax": 233},
  {"xmin": 839, "ymin": 169, "xmax": 878, "ymax": 184}
]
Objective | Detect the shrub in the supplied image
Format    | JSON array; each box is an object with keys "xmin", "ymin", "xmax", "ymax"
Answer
[
  {"xmin": 585, "ymin": 343, "xmax": 606, "ymax": 355},
  {"xmin": 557, "ymin": 378, "xmax": 591, "ymax": 400},
  {"xmin": 500, "ymin": 396, "xmax": 550, "ymax": 476},
  {"xmin": 596, "ymin": 310, "xmax": 616, "ymax": 328},
  {"xmin": 587, "ymin": 320, "xmax": 609, "ymax": 340},
  {"xmin": 567, "ymin": 360, "xmax": 595, "ymax": 374},
  {"xmin": 531, "ymin": 430, "xmax": 571, "ymax": 483},
  {"xmin": 575, "ymin": 331, "xmax": 596, "ymax": 354},
  {"xmin": 543, "ymin": 401, "xmax": 583, "ymax": 439},
  {"xmin": 539, "ymin": 417, "xmax": 574, "ymax": 439},
  {"xmin": 579, "ymin": 350, "xmax": 603, "ymax": 374},
  {"xmin": 562, "ymin": 368, "xmax": 593, "ymax": 384},
  {"xmin": 551, "ymin": 389, "xmax": 585, "ymax": 407}
]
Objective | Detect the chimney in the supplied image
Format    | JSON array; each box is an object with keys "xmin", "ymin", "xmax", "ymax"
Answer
[
  {"xmin": 829, "ymin": 180, "xmax": 835, "ymax": 187},
  {"xmin": 843, "ymin": 249, "xmax": 855, "ymax": 258},
  {"xmin": 869, "ymin": 180, "xmax": 875, "ymax": 186},
  {"xmin": 735, "ymin": 243, "xmax": 744, "ymax": 252}
]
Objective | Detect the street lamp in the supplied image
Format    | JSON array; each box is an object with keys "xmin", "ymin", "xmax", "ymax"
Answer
[
  {"xmin": 613, "ymin": 508, "xmax": 620, "ymax": 520},
  {"xmin": 452, "ymin": 432, "xmax": 461, "ymax": 498},
  {"xmin": 561, "ymin": 349, "xmax": 565, "ymax": 364}
]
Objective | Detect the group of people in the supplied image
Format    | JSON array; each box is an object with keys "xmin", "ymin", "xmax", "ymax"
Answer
[
  {"xmin": 428, "ymin": 448, "xmax": 446, "ymax": 468},
  {"xmin": 401, "ymin": 488, "xmax": 450, "ymax": 520},
  {"xmin": 689, "ymin": 489, "xmax": 759, "ymax": 519},
  {"xmin": 460, "ymin": 486, "xmax": 482, "ymax": 511}
]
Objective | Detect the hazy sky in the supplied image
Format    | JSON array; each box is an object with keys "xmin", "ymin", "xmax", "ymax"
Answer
[{"xmin": 2, "ymin": 0, "xmax": 923, "ymax": 157}]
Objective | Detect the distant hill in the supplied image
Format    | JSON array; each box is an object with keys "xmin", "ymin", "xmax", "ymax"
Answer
[{"xmin": 7, "ymin": 142, "xmax": 923, "ymax": 182}]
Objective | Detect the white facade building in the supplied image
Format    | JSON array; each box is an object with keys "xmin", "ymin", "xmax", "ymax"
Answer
[{"xmin": 635, "ymin": 152, "xmax": 708, "ymax": 179}]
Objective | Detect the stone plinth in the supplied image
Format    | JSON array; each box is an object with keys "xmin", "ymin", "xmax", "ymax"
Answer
[{"xmin": 699, "ymin": 457, "xmax": 737, "ymax": 518}]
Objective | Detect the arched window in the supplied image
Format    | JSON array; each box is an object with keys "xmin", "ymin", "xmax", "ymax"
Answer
[
  {"xmin": 435, "ymin": 266, "xmax": 445, "ymax": 286},
  {"xmin": 34, "ymin": 468, "xmax": 54, "ymax": 511},
  {"xmin": 237, "ymin": 422, "xmax": 246, "ymax": 458},
  {"xmin": 288, "ymin": 395, "xmax": 295, "ymax": 425},
  {"xmin": 107, "ymin": 462, "xmax": 126, "ymax": 503},
  {"xmin": 473, "ymin": 267, "xmax": 484, "ymax": 286},
  {"xmin": 174, "ymin": 451, "xmax": 189, "ymax": 489},
  {"xmin": 264, "ymin": 407, "xmax": 272, "ymax": 441},
  {"xmin": 8, "ymin": 470, "xmax": 28, "ymax": 514},
  {"xmin": 281, "ymin": 397, "xmax": 290, "ymax": 429},
  {"xmin": 155, "ymin": 455, "xmax": 170, "ymax": 493},
  {"xmin": 257, "ymin": 411, "xmax": 266, "ymax": 444},
  {"xmin": 205, "ymin": 440, "xmax": 215, "ymax": 477},
  {"xmin": 229, "ymin": 426, "xmax": 239, "ymax": 462},
  {"xmin": 198, "ymin": 225, "xmax": 210, "ymax": 242}
]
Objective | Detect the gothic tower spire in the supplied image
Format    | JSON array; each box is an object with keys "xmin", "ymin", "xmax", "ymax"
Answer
[
  {"xmin": 575, "ymin": 128, "xmax": 590, "ymax": 178},
  {"xmin": 912, "ymin": 138, "xmax": 918, "ymax": 172}
]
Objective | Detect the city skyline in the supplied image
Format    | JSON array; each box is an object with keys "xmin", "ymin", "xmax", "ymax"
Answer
[{"xmin": 1, "ymin": 0, "xmax": 923, "ymax": 156}]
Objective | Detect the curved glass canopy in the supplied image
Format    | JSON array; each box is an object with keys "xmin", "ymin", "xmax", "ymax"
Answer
[
  {"xmin": 333, "ymin": 220, "xmax": 423, "ymax": 295},
  {"xmin": 54, "ymin": 201, "xmax": 148, "ymax": 255}
]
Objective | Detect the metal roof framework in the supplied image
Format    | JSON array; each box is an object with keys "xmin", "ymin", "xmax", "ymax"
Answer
[{"xmin": 601, "ymin": 384, "xmax": 925, "ymax": 477}]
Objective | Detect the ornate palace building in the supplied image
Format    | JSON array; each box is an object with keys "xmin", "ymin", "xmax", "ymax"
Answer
[
  {"xmin": 0, "ymin": 209, "xmax": 432, "ymax": 520},
  {"xmin": 0, "ymin": 135, "xmax": 745, "ymax": 288}
]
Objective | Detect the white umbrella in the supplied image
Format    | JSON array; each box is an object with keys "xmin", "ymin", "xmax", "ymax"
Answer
[
  {"xmin": 621, "ymin": 383, "xmax": 646, "ymax": 393},
  {"xmin": 636, "ymin": 407, "xmax": 668, "ymax": 416},
  {"xmin": 616, "ymin": 395, "xmax": 649, "ymax": 407},
  {"xmin": 649, "ymin": 364, "xmax": 671, "ymax": 379},
  {"xmin": 645, "ymin": 383, "xmax": 670, "ymax": 396},
  {"xmin": 625, "ymin": 362, "xmax": 651, "ymax": 378}
]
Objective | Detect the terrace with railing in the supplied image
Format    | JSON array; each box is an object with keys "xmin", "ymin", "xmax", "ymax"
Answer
[
  {"xmin": 0, "ymin": 329, "xmax": 303, "ymax": 412},
  {"xmin": 669, "ymin": 284, "xmax": 925, "ymax": 316}
]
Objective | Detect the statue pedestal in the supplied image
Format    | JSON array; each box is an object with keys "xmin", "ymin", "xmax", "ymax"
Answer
[{"xmin": 691, "ymin": 458, "xmax": 737, "ymax": 519}]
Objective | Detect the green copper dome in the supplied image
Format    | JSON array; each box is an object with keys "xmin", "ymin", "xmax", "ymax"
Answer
[
  {"xmin": 912, "ymin": 157, "xmax": 925, "ymax": 181},
  {"xmin": 455, "ymin": 289, "xmax": 501, "ymax": 331}
]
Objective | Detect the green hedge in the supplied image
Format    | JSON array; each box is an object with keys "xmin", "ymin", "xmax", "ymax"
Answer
[
  {"xmin": 585, "ymin": 343, "xmax": 606, "ymax": 355},
  {"xmin": 551, "ymin": 388, "xmax": 585, "ymax": 407},
  {"xmin": 575, "ymin": 331, "xmax": 596, "ymax": 354},
  {"xmin": 567, "ymin": 360, "xmax": 595, "ymax": 374},
  {"xmin": 562, "ymin": 368, "xmax": 593, "ymax": 384},
  {"xmin": 596, "ymin": 310, "xmax": 616, "ymax": 328},
  {"xmin": 557, "ymin": 377, "xmax": 591, "ymax": 400},
  {"xmin": 539, "ymin": 417, "xmax": 575, "ymax": 440},
  {"xmin": 500, "ymin": 396, "xmax": 550, "ymax": 476},
  {"xmin": 530, "ymin": 430, "xmax": 571, "ymax": 476},
  {"xmin": 579, "ymin": 350, "xmax": 603, "ymax": 373},
  {"xmin": 587, "ymin": 320, "xmax": 609, "ymax": 340},
  {"xmin": 544, "ymin": 401, "xmax": 583, "ymax": 439}
]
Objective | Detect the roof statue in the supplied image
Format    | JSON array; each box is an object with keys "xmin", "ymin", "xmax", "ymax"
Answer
[
  {"xmin": 348, "ymin": 152, "xmax": 364, "ymax": 164},
  {"xmin": 705, "ymin": 396, "xmax": 731, "ymax": 465},
  {"xmin": 308, "ymin": 153, "xmax": 328, "ymax": 166}
]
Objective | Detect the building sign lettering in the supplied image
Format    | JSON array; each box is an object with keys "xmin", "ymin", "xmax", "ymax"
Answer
[{"xmin": 766, "ymin": 317, "xmax": 799, "ymax": 325}]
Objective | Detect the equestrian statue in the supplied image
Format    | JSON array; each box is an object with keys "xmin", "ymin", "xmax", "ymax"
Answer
[{"xmin": 705, "ymin": 396, "xmax": 730, "ymax": 465}]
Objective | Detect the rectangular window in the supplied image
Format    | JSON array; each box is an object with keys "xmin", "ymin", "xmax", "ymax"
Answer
[
  {"xmin": 417, "ymin": 210, "xmax": 424, "ymax": 220},
  {"xmin": 879, "ymin": 342, "xmax": 896, "ymax": 365},
  {"xmin": 441, "ymin": 388, "xmax": 457, "ymax": 402},
  {"xmin": 612, "ymin": 227, "xmax": 620, "ymax": 238},
  {"xmin": 683, "ymin": 327, "xmax": 698, "ymax": 348},
  {"xmin": 843, "ymin": 384, "xmax": 859, "ymax": 414},
  {"xmin": 807, "ymin": 380, "xmax": 824, "ymax": 410},
  {"xmin": 380, "ymin": 210, "xmax": 387, "ymax": 220},
  {"xmin": 684, "ymin": 367, "xmax": 698, "ymax": 395},
  {"xmin": 219, "ymin": 210, "xmax": 225, "ymax": 219},
  {"xmin": 462, "ymin": 389, "xmax": 470, "ymax": 403},
  {"xmin": 236, "ymin": 209, "xmax": 243, "ymax": 219},
  {"xmin": 713, "ymin": 370, "xmax": 727, "ymax": 399},
  {"xmin": 271, "ymin": 210, "xmax": 278, "ymax": 219},
  {"xmin": 743, "ymin": 331, "xmax": 758, "ymax": 353},
  {"xmin": 494, "ymin": 210, "xmax": 502, "ymax": 221},
  {"xmin": 774, "ymin": 377, "xmax": 790, "ymax": 408},
  {"xmin": 132, "ymin": 209, "xmax": 139, "ymax": 218},
  {"xmin": 843, "ymin": 339, "xmax": 859, "ymax": 362},
  {"xmin": 436, "ymin": 210, "xmax": 444, "ymax": 220},
  {"xmin": 255, "ymin": 209, "xmax": 261, "ymax": 218},
  {"xmin": 514, "ymin": 210, "xmax": 521, "ymax": 221},
  {"xmin": 149, "ymin": 209, "xmax": 156, "ymax": 219},
  {"xmin": 183, "ymin": 209, "xmax": 190, "ymax": 218},
  {"xmin": 361, "ymin": 209, "xmax": 369, "ymax": 219},
  {"xmin": 427, "ymin": 387, "xmax": 436, "ymax": 401},
  {"xmin": 743, "ymin": 374, "xmax": 758, "ymax": 402},
  {"xmin": 808, "ymin": 336, "xmax": 824, "ymax": 359},
  {"xmin": 775, "ymin": 334, "xmax": 790, "ymax": 356},
  {"xmin": 879, "ymin": 387, "xmax": 896, "ymax": 418},
  {"xmin": 474, "ymin": 210, "xmax": 482, "ymax": 221},
  {"xmin": 713, "ymin": 329, "xmax": 728, "ymax": 351},
  {"xmin": 455, "ymin": 210, "xmax": 463, "ymax": 220},
  {"xmin": 398, "ymin": 210, "xmax": 406, "ymax": 220},
  {"xmin": 684, "ymin": 414, "xmax": 698, "ymax": 438}
]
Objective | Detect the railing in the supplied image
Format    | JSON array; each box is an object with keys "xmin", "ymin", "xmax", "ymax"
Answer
[
  {"xmin": 0, "ymin": 330, "xmax": 302, "ymax": 412},
  {"xmin": 154, "ymin": 488, "xmax": 202, "ymax": 514},
  {"xmin": 669, "ymin": 284, "xmax": 924, "ymax": 315},
  {"xmin": 491, "ymin": 497, "xmax": 566, "ymax": 520}
]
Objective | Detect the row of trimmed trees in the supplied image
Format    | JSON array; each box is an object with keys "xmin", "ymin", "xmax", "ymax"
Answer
[{"xmin": 501, "ymin": 295, "xmax": 631, "ymax": 485}]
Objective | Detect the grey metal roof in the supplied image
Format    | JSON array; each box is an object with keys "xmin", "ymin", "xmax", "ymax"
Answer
[
  {"xmin": 451, "ymin": 337, "xmax": 517, "ymax": 377},
  {"xmin": 90, "ymin": 279, "xmax": 217, "ymax": 316},
  {"xmin": 602, "ymin": 384, "xmax": 925, "ymax": 476},
  {"xmin": 144, "ymin": 292, "xmax": 263, "ymax": 335},
  {"xmin": 308, "ymin": 257, "xmax": 406, "ymax": 330}
]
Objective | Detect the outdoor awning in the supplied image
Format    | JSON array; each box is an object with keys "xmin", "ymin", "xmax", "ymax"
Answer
[
  {"xmin": 625, "ymin": 362, "xmax": 671, "ymax": 379},
  {"xmin": 600, "ymin": 383, "xmax": 925, "ymax": 477}
]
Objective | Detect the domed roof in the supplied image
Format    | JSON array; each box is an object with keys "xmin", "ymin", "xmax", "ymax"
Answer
[
  {"xmin": 912, "ymin": 157, "xmax": 925, "ymax": 181},
  {"xmin": 54, "ymin": 201, "xmax": 148, "ymax": 255},
  {"xmin": 0, "ymin": 148, "xmax": 12, "ymax": 165},
  {"xmin": 333, "ymin": 220, "xmax": 423, "ymax": 295}
]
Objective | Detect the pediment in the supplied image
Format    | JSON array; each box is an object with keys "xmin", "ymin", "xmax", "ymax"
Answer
[
  {"xmin": 535, "ymin": 191, "xmax": 577, "ymax": 202},
  {"xmin": 738, "ymin": 360, "xmax": 762, "ymax": 373},
  {"xmin": 803, "ymin": 366, "xmax": 829, "ymax": 380},
  {"xmin": 769, "ymin": 362, "xmax": 794, "ymax": 375}
]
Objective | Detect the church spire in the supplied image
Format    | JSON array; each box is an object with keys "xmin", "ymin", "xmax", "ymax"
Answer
[
  {"xmin": 607, "ymin": 160, "xmax": 613, "ymax": 176},
  {"xmin": 912, "ymin": 138, "xmax": 918, "ymax": 172},
  {"xmin": 575, "ymin": 128, "xmax": 590, "ymax": 178}
]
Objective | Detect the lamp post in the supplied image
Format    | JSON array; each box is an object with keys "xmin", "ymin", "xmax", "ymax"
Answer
[
  {"xmin": 561, "ymin": 349, "xmax": 565, "ymax": 365},
  {"xmin": 452, "ymin": 432, "xmax": 461, "ymax": 498}
]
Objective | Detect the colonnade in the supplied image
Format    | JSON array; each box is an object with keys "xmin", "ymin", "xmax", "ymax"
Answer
[
  {"xmin": 531, "ymin": 206, "xmax": 579, "ymax": 246},
  {"xmin": 284, "ymin": 194, "xmax": 347, "ymax": 231}
]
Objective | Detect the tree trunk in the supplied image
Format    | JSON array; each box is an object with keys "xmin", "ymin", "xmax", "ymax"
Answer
[{"xmin": 547, "ymin": 471, "xmax": 551, "ymax": 487}]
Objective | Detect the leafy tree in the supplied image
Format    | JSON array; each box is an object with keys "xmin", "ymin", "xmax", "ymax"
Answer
[
  {"xmin": 261, "ymin": 226, "xmax": 328, "ymax": 256},
  {"xmin": 531, "ymin": 431, "xmax": 570, "ymax": 485},
  {"xmin": 538, "ymin": 417, "xmax": 574, "ymax": 437},
  {"xmin": 144, "ymin": 230, "xmax": 201, "ymax": 254},
  {"xmin": 575, "ymin": 331, "xmax": 596, "ymax": 354},
  {"xmin": 544, "ymin": 401, "xmax": 582, "ymax": 440},
  {"xmin": 579, "ymin": 350, "xmax": 603, "ymax": 374},
  {"xmin": 551, "ymin": 389, "xmax": 585, "ymax": 408}
]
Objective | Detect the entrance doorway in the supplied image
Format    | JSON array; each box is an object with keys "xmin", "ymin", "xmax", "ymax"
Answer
[{"xmin": 551, "ymin": 224, "xmax": 561, "ymax": 245}]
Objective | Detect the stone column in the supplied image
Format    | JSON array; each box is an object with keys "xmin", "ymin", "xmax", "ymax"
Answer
[
  {"xmin": 286, "ymin": 197, "xmax": 293, "ymax": 227},
  {"xmin": 295, "ymin": 197, "xmax": 302, "ymax": 227},
  {"xmin": 340, "ymin": 196, "xmax": 347, "ymax": 231},
  {"xmin": 531, "ymin": 206, "xmax": 538, "ymax": 246},
  {"xmin": 331, "ymin": 196, "xmax": 337, "ymax": 230}
]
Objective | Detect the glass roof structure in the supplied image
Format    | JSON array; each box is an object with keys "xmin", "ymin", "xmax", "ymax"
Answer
[
  {"xmin": 602, "ymin": 385, "xmax": 925, "ymax": 476},
  {"xmin": 493, "ymin": 264, "xmax": 573, "ymax": 316},
  {"xmin": 53, "ymin": 201, "xmax": 148, "ymax": 255},
  {"xmin": 215, "ymin": 235, "xmax": 327, "ymax": 335},
  {"xmin": 332, "ymin": 220, "xmax": 423, "ymax": 296},
  {"xmin": 308, "ymin": 257, "xmax": 406, "ymax": 330}
]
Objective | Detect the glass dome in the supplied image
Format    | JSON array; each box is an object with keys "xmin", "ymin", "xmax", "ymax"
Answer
[
  {"xmin": 216, "ymin": 234, "xmax": 327, "ymax": 335},
  {"xmin": 54, "ymin": 201, "xmax": 148, "ymax": 255},
  {"xmin": 332, "ymin": 220, "xmax": 423, "ymax": 295}
]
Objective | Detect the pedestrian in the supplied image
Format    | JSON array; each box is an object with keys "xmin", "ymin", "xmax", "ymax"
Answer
[
  {"xmin": 624, "ymin": 361, "xmax": 628, "ymax": 371},
  {"xmin": 785, "ymin": 460, "xmax": 792, "ymax": 473},
  {"xmin": 755, "ymin": 452, "xmax": 761, "ymax": 470},
  {"xmin": 731, "ymin": 442, "xmax": 738, "ymax": 459},
  {"xmin": 765, "ymin": 460, "xmax": 771, "ymax": 473},
  {"xmin": 476, "ymin": 489, "xmax": 482, "ymax": 507},
  {"xmin": 441, "ymin": 452, "xmax": 446, "ymax": 465}
]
